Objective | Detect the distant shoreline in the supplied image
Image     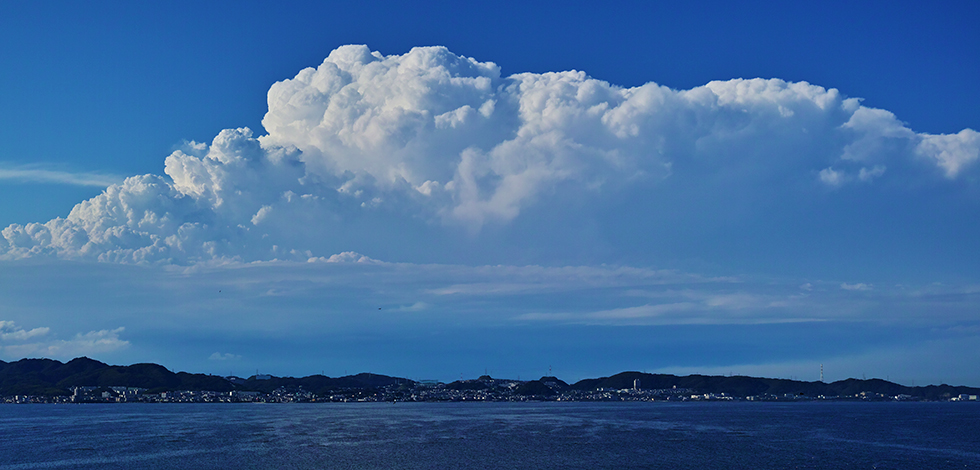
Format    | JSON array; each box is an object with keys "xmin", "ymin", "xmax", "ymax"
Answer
[{"xmin": 2, "ymin": 357, "xmax": 979, "ymax": 404}]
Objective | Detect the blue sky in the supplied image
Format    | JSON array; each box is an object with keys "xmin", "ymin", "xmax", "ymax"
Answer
[{"xmin": 1, "ymin": 1, "xmax": 978, "ymax": 385}]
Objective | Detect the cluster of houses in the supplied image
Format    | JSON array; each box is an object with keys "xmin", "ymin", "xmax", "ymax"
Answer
[{"xmin": 2, "ymin": 379, "xmax": 978, "ymax": 404}]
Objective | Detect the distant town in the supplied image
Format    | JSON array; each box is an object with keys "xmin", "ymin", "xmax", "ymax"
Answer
[{"xmin": 2, "ymin": 357, "xmax": 978, "ymax": 404}]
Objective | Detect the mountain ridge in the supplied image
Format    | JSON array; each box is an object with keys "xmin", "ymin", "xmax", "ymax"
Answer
[{"xmin": 1, "ymin": 357, "xmax": 977, "ymax": 401}]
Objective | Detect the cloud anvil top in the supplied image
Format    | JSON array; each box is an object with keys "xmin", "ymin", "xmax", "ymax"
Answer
[{"xmin": 0, "ymin": 45, "xmax": 976, "ymax": 265}]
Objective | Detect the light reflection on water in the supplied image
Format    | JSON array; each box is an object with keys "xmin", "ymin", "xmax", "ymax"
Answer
[{"xmin": 0, "ymin": 402, "xmax": 978, "ymax": 469}]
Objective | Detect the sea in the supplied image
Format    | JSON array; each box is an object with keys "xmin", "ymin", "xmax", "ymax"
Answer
[{"xmin": 0, "ymin": 401, "xmax": 977, "ymax": 469}]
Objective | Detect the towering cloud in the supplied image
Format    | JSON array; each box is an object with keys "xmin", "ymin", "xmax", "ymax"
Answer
[{"xmin": 1, "ymin": 45, "xmax": 977, "ymax": 264}]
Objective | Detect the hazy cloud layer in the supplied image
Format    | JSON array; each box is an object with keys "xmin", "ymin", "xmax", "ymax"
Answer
[
  {"xmin": 4, "ymin": 256, "xmax": 967, "ymax": 330},
  {"xmin": 655, "ymin": 333, "xmax": 980, "ymax": 386},
  {"xmin": 2, "ymin": 257, "xmax": 978, "ymax": 382},
  {"xmin": 1, "ymin": 45, "xmax": 977, "ymax": 264},
  {"xmin": 0, "ymin": 321, "xmax": 129, "ymax": 359}
]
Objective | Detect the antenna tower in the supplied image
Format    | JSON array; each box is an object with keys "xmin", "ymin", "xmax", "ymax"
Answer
[{"xmin": 820, "ymin": 364, "xmax": 824, "ymax": 382}]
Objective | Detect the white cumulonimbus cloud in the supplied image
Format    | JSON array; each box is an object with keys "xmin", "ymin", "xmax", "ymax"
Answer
[{"xmin": 1, "ymin": 45, "xmax": 977, "ymax": 264}]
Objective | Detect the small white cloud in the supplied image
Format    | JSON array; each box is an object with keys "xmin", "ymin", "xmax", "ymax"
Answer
[
  {"xmin": 309, "ymin": 251, "xmax": 384, "ymax": 264},
  {"xmin": 819, "ymin": 167, "xmax": 845, "ymax": 186},
  {"xmin": 415, "ymin": 180, "xmax": 440, "ymax": 196},
  {"xmin": 0, "ymin": 321, "xmax": 50, "ymax": 341},
  {"xmin": 64, "ymin": 328, "xmax": 129, "ymax": 353},
  {"xmin": 858, "ymin": 165, "xmax": 886, "ymax": 181},
  {"xmin": 841, "ymin": 282, "xmax": 873, "ymax": 291},
  {"xmin": 251, "ymin": 205, "xmax": 273, "ymax": 225},
  {"xmin": 820, "ymin": 165, "xmax": 886, "ymax": 186},
  {"xmin": 209, "ymin": 352, "xmax": 242, "ymax": 361}
]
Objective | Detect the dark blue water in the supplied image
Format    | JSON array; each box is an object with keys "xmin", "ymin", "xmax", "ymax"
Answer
[{"xmin": 0, "ymin": 402, "xmax": 977, "ymax": 469}]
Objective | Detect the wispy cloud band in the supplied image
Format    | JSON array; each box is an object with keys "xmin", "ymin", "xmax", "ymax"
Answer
[{"xmin": 0, "ymin": 164, "xmax": 124, "ymax": 187}]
